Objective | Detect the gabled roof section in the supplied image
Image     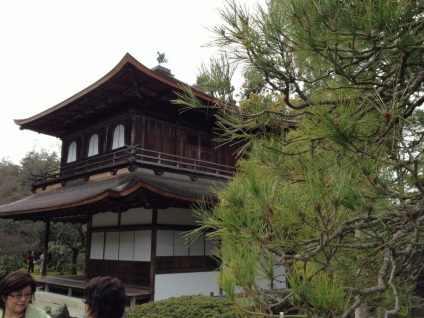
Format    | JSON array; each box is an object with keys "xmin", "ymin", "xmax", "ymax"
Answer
[{"xmin": 14, "ymin": 53, "xmax": 217, "ymax": 138}]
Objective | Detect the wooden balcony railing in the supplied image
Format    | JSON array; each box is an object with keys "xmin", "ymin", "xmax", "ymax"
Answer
[
  {"xmin": 132, "ymin": 147, "xmax": 236, "ymax": 178},
  {"xmin": 31, "ymin": 146, "xmax": 236, "ymax": 190}
]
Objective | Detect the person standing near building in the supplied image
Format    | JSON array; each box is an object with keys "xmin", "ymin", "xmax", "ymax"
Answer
[
  {"xmin": 39, "ymin": 253, "xmax": 44, "ymax": 274},
  {"xmin": 84, "ymin": 276, "xmax": 127, "ymax": 318},
  {"xmin": 0, "ymin": 270, "xmax": 51, "ymax": 318},
  {"xmin": 27, "ymin": 251, "xmax": 36, "ymax": 273}
]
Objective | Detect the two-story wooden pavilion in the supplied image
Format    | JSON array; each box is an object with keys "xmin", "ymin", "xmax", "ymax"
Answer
[{"xmin": 0, "ymin": 53, "xmax": 238, "ymax": 303}]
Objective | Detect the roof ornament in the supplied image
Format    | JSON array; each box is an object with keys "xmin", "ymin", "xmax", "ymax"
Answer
[{"xmin": 157, "ymin": 52, "xmax": 168, "ymax": 65}]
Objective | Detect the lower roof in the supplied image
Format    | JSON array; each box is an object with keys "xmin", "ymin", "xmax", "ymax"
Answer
[{"xmin": 0, "ymin": 170, "xmax": 223, "ymax": 222}]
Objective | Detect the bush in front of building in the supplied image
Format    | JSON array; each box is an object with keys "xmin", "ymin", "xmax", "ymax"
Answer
[{"xmin": 125, "ymin": 295, "xmax": 245, "ymax": 318}]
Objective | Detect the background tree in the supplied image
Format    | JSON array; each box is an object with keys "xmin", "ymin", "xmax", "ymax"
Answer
[
  {"xmin": 0, "ymin": 159, "xmax": 41, "ymax": 266},
  {"xmin": 0, "ymin": 159, "xmax": 29, "ymax": 203},
  {"xmin": 182, "ymin": 0, "xmax": 424, "ymax": 317},
  {"xmin": 52, "ymin": 223, "xmax": 86, "ymax": 275},
  {"xmin": 0, "ymin": 149, "xmax": 86, "ymax": 275},
  {"xmin": 19, "ymin": 148, "xmax": 60, "ymax": 190}
]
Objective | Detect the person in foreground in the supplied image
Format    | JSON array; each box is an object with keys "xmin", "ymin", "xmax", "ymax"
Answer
[
  {"xmin": 0, "ymin": 270, "xmax": 51, "ymax": 318},
  {"xmin": 84, "ymin": 276, "xmax": 127, "ymax": 318}
]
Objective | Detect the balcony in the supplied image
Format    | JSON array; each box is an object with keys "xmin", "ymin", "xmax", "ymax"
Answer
[{"xmin": 31, "ymin": 146, "xmax": 236, "ymax": 192}]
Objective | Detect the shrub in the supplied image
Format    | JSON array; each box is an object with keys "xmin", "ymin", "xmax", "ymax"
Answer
[
  {"xmin": 52, "ymin": 304, "xmax": 72, "ymax": 318},
  {"xmin": 125, "ymin": 295, "xmax": 245, "ymax": 318},
  {"xmin": 43, "ymin": 306, "xmax": 53, "ymax": 316},
  {"xmin": 45, "ymin": 304, "xmax": 76, "ymax": 318},
  {"xmin": 0, "ymin": 256, "xmax": 24, "ymax": 280}
]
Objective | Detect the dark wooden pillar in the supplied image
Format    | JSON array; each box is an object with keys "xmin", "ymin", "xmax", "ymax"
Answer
[
  {"xmin": 42, "ymin": 221, "xmax": 50, "ymax": 276},
  {"xmin": 86, "ymin": 218, "xmax": 92, "ymax": 280},
  {"xmin": 149, "ymin": 205, "xmax": 157, "ymax": 301},
  {"xmin": 130, "ymin": 112, "xmax": 142, "ymax": 147}
]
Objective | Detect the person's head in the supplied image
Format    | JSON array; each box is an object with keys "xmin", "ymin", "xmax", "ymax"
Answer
[
  {"xmin": 84, "ymin": 276, "xmax": 127, "ymax": 318},
  {"xmin": 0, "ymin": 270, "xmax": 37, "ymax": 312}
]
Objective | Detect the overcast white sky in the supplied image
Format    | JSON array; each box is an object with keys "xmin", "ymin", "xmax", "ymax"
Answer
[{"xmin": 0, "ymin": 0, "xmax": 259, "ymax": 164}]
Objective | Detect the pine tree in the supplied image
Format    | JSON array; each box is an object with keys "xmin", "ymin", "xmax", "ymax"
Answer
[{"xmin": 180, "ymin": 0, "xmax": 424, "ymax": 316}]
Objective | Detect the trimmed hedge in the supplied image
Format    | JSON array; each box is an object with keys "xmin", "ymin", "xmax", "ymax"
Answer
[{"xmin": 125, "ymin": 295, "xmax": 245, "ymax": 318}]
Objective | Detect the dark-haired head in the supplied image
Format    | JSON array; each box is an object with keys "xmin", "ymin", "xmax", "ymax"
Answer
[
  {"xmin": 84, "ymin": 276, "xmax": 127, "ymax": 318},
  {"xmin": 0, "ymin": 270, "xmax": 36, "ymax": 309}
]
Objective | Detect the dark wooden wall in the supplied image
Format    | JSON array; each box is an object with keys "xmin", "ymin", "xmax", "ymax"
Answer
[
  {"xmin": 88, "ymin": 259, "xmax": 150, "ymax": 286},
  {"xmin": 87, "ymin": 256, "xmax": 218, "ymax": 287},
  {"xmin": 155, "ymin": 256, "xmax": 218, "ymax": 274},
  {"xmin": 61, "ymin": 110, "xmax": 237, "ymax": 169}
]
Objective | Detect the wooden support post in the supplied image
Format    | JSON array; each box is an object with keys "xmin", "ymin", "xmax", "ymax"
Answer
[
  {"xmin": 42, "ymin": 221, "xmax": 50, "ymax": 277},
  {"xmin": 150, "ymin": 205, "xmax": 157, "ymax": 302}
]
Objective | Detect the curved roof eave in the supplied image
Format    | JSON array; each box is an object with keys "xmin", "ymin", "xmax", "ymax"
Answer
[
  {"xmin": 2, "ymin": 180, "xmax": 210, "ymax": 217},
  {"xmin": 0, "ymin": 171, "xmax": 220, "ymax": 219},
  {"xmin": 14, "ymin": 52, "xmax": 218, "ymax": 127}
]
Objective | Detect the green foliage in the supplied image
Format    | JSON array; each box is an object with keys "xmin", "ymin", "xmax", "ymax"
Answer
[
  {"xmin": 199, "ymin": 144, "xmax": 382, "ymax": 315},
  {"xmin": 194, "ymin": 54, "xmax": 237, "ymax": 104},
  {"xmin": 45, "ymin": 305, "xmax": 72, "ymax": 318},
  {"xmin": 125, "ymin": 295, "xmax": 245, "ymax": 318},
  {"xmin": 287, "ymin": 262, "xmax": 352, "ymax": 317},
  {"xmin": 43, "ymin": 306, "xmax": 53, "ymax": 316},
  {"xmin": 52, "ymin": 304, "xmax": 71, "ymax": 318},
  {"xmin": 0, "ymin": 149, "xmax": 85, "ymax": 277},
  {"xmin": 178, "ymin": 0, "xmax": 424, "ymax": 316},
  {"xmin": 19, "ymin": 149, "xmax": 59, "ymax": 189},
  {"xmin": 0, "ymin": 256, "xmax": 24, "ymax": 280},
  {"xmin": 0, "ymin": 161, "xmax": 27, "ymax": 205}
]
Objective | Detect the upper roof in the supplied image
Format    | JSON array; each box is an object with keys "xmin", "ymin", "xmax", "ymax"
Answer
[{"xmin": 14, "ymin": 53, "xmax": 217, "ymax": 138}]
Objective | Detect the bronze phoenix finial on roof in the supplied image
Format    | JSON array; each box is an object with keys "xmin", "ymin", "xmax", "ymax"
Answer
[{"xmin": 157, "ymin": 51, "xmax": 168, "ymax": 64}]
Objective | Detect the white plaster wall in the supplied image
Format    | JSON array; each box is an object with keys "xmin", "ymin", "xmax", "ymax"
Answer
[
  {"xmin": 154, "ymin": 271, "xmax": 220, "ymax": 301},
  {"xmin": 121, "ymin": 208, "xmax": 152, "ymax": 225},
  {"xmin": 92, "ymin": 212, "xmax": 119, "ymax": 227},
  {"xmin": 157, "ymin": 207, "xmax": 198, "ymax": 225},
  {"xmin": 92, "ymin": 208, "xmax": 152, "ymax": 227}
]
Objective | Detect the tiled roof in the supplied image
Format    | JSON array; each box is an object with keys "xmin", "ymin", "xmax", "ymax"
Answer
[{"xmin": 0, "ymin": 171, "xmax": 224, "ymax": 220}]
